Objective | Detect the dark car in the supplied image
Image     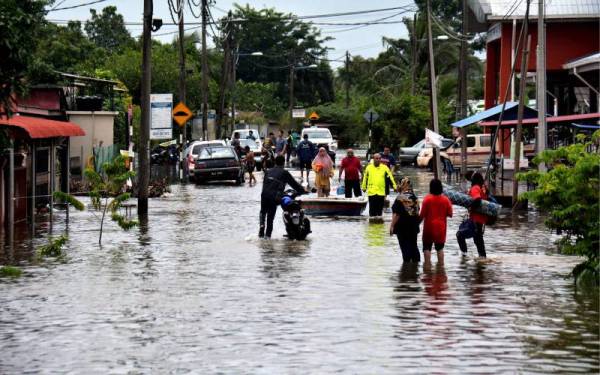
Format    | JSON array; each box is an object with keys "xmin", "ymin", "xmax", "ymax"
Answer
[{"xmin": 194, "ymin": 146, "xmax": 244, "ymax": 184}]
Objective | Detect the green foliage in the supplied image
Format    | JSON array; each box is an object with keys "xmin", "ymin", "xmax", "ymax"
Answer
[
  {"xmin": 230, "ymin": 5, "xmax": 334, "ymax": 106},
  {"xmin": 85, "ymin": 155, "xmax": 137, "ymax": 244},
  {"xmin": 234, "ymin": 81, "xmax": 285, "ymax": 119},
  {"xmin": 518, "ymin": 131, "xmax": 600, "ymax": 285},
  {"xmin": 0, "ymin": 0, "xmax": 48, "ymax": 114},
  {"xmin": 37, "ymin": 235, "xmax": 68, "ymax": 258},
  {"xmin": 53, "ymin": 191, "xmax": 85, "ymax": 211},
  {"xmin": 84, "ymin": 6, "xmax": 135, "ymax": 51},
  {"xmin": 0, "ymin": 266, "xmax": 22, "ymax": 278}
]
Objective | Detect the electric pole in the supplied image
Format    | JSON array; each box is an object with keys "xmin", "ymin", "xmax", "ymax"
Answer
[
  {"xmin": 177, "ymin": 0, "xmax": 186, "ymax": 181},
  {"xmin": 345, "ymin": 50, "xmax": 350, "ymax": 108},
  {"xmin": 411, "ymin": 13, "xmax": 418, "ymax": 96},
  {"xmin": 217, "ymin": 12, "xmax": 232, "ymax": 139},
  {"xmin": 426, "ymin": 0, "xmax": 442, "ymax": 179},
  {"xmin": 458, "ymin": 0, "xmax": 468, "ymax": 179},
  {"xmin": 536, "ymin": 0, "xmax": 547, "ymax": 171},
  {"xmin": 231, "ymin": 44, "xmax": 237, "ymax": 133},
  {"xmin": 201, "ymin": 0, "xmax": 208, "ymax": 140},
  {"xmin": 289, "ymin": 56, "xmax": 295, "ymax": 121},
  {"xmin": 138, "ymin": 0, "xmax": 152, "ymax": 215},
  {"xmin": 512, "ymin": 0, "xmax": 532, "ymax": 209}
]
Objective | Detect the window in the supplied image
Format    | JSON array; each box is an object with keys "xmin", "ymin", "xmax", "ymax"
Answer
[
  {"xmin": 467, "ymin": 136, "xmax": 476, "ymax": 148},
  {"xmin": 480, "ymin": 135, "xmax": 492, "ymax": 147},
  {"xmin": 198, "ymin": 147, "xmax": 235, "ymax": 159},
  {"xmin": 305, "ymin": 130, "xmax": 331, "ymax": 139}
]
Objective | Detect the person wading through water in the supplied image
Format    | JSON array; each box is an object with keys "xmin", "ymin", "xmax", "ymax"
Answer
[
  {"xmin": 456, "ymin": 171, "xmax": 488, "ymax": 258},
  {"xmin": 338, "ymin": 148, "xmax": 362, "ymax": 198},
  {"xmin": 420, "ymin": 178, "xmax": 453, "ymax": 265},
  {"xmin": 259, "ymin": 155, "xmax": 306, "ymax": 238},
  {"xmin": 362, "ymin": 153, "xmax": 397, "ymax": 217},
  {"xmin": 390, "ymin": 177, "xmax": 421, "ymax": 262},
  {"xmin": 296, "ymin": 133, "xmax": 316, "ymax": 185}
]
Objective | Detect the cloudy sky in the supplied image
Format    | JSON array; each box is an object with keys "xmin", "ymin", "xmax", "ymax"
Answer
[{"xmin": 46, "ymin": 0, "xmax": 417, "ymax": 67}]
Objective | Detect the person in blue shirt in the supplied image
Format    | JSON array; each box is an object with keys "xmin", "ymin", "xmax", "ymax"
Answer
[
  {"xmin": 275, "ymin": 130, "xmax": 287, "ymax": 156},
  {"xmin": 380, "ymin": 146, "xmax": 397, "ymax": 168},
  {"xmin": 296, "ymin": 133, "xmax": 316, "ymax": 184}
]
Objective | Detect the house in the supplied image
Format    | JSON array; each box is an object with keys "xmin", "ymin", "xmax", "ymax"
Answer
[{"xmin": 465, "ymin": 0, "xmax": 599, "ymax": 153}]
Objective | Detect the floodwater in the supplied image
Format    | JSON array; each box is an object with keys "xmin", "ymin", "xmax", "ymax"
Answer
[{"xmin": 0, "ymin": 167, "xmax": 598, "ymax": 374}]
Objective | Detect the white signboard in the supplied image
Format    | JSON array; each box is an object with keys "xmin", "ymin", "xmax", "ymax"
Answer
[
  {"xmin": 292, "ymin": 108, "xmax": 306, "ymax": 118},
  {"xmin": 150, "ymin": 93, "xmax": 173, "ymax": 140},
  {"xmin": 425, "ymin": 128, "xmax": 443, "ymax": 147}
]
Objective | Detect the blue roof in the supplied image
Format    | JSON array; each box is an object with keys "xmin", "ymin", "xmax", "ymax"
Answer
[
  {"xmin": 571, "ymin": 123, "xmax": 600, "ymax": 130},
  {"xmin": 452, "ymin": 102, "xmax": 538, "ymax": 128}
]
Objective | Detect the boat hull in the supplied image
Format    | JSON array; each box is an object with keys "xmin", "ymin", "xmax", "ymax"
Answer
[{"xmin": 299, "ymin": 197, "xmax": 367, "ymax": 216}]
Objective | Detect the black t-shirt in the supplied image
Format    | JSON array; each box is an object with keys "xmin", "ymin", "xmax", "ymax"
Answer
[
  {"xmin": 261, "ymin": 166, "xmax": 304, "ymax": 202},
  {"xmin": 391, "ymin": 196, "xmax": 420, "ymax": 236}
]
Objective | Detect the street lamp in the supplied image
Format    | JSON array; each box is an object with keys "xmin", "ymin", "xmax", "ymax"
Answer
[
  {"xmin": 289, "ymin": 64, "xmax": 318, "ymax": 119},
  {"xmin": 231, "ymin": 50, "xmax": 262, "ymax": 132}
]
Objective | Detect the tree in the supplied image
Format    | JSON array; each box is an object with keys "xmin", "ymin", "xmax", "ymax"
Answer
[
  {"xmin": 227, "ymin": 5, "xmax": 334, "ymax": 106},
  {"xmin": 518, "ymin": 132, "xmax": 600, "ymax": 286},
  {"xmin": 84, "ymin": 6, "xmax": 135, "ymax": 51},
  {"xmin": 85, "ymin": 156, "xmax": 138, "ymax": 245},
  {"xmin": 0, "ymin": 0, "xmax": 48, "ymax": 114}
]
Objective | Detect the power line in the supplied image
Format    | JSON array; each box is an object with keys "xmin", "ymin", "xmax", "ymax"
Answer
[{"xmin": 47, "ymin": 0, "xmax": 109, "ymax": 12}]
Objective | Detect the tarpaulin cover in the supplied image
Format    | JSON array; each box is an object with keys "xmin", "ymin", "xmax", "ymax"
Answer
[{"xmin": 0, "ymin": 115, "xmax": 85, "ymax": 139}]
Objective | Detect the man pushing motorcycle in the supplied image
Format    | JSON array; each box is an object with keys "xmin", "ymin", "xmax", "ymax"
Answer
[{"xmin": 259, "ymin": 155, "xmax": 308, "ymax": 238}]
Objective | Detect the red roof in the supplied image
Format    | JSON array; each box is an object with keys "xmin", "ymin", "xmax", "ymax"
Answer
[
  {"xmin": 0, "ymin": 115, "xmax": 85, "ymax": 139},
  {"xmin": 481, "ymin": 112, "xmax": 600, "ymax": 127}
]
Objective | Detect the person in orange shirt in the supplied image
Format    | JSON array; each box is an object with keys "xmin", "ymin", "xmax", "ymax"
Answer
[
  {"xmin": 419, "ymin": 179, "xmax": 453, "ymax": 265},
  {"xmin": 457, "ymin": 172, "xmax": 488, "ymax": 258}
]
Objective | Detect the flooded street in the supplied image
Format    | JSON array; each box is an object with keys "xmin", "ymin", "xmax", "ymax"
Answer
[{"xmin": 0, "ymin": 167, "xmax": 597, "ymax": 374}]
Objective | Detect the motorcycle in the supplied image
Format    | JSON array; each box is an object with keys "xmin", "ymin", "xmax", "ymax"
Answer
[{"xmin": 280, "ymin": 189, "xmax": 311, "ymax": 240}]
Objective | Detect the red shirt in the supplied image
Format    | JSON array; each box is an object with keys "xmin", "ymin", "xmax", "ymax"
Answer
[
  {"xmin": 469, "ymin": 185, "xmax": 488, "ymax": 225},
  {"xmin": 420, "ymin": 194, "xmax": 453, "ymax": 245},
  {"xmin": 340, "ymin": 156, "xmax": 362, "ymax": 181}
]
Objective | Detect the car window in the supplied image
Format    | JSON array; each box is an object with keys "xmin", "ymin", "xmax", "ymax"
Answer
[
  {"xmin": 198, "ymin": 147, "xmax": 235, "ymax": 159},
  {"xmin": 192, "ymin": 145, "xmax": 204, "ymax": 155},
  {"xmin": 304, "ymin": 130, "xmax": 331, "ymax": 139},
  {"xmin": 414, "ymin": 140, "xmax": 425, "ymax": 148},
  {"xmin": 441, "ymin": 139, "xmax": 454, "ymax": 148},
  {"xmin": 467, "ymin": 136, "xmax": 476, "ymax": 148},
  {"xmin": 480, "ymin": 135, "xmax": 492, "ymax": 147},
  {"xmin": 239, "ymin": 139, "xmax": 258, "ymax": 148}
]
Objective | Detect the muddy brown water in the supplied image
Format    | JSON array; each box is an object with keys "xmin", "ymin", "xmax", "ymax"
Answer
[{"xmin": 0, "ymin": 167, "xmax": 597, "ymax": 373}]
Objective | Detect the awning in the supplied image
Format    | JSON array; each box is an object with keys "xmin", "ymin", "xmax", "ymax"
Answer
[
  {"xmin": 451, "ymin": 102, "xmax": 538, "ymax": 128},
  {"xmin": 480, "ymin": 112, "xmax": 600, "ymax": 127},
  {"xmin": 0, "ymin": 115, "xmax": 85, "ymax": 139},
  {"xmin": 571, "ymin": 123, "xmax": 600, "ymax": 130}
]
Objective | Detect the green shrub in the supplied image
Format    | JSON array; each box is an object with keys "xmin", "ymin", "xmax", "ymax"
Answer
[{"xmin": 518, "ymin": 131, "xmax": 600, "ymax": 286}]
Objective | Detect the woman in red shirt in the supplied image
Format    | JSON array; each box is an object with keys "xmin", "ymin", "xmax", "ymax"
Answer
[
  {"xmin": 457, "ymin": 172, "xmax": 487, "ymax": 257},
  {"xmin": 419, "ymin": 179, "xmax": 453, "ymax": 265}
]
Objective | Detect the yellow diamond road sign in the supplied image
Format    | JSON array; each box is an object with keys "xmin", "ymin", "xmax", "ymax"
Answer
[
  {"xmin": 173, "ymin": 102, "xmax": 193, "ymax": 127},
  {"xmin": 309, "ymin": 111, "xmax": 320, "ymax": 120}
]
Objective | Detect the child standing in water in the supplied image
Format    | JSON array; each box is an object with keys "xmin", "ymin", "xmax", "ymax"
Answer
[
  {"xmin": 244, "ymin": 145, "xmax": 256, "ymax": 185},
  {"xmin": 419, "ymin": 179, "xmax": 453, "ymax": 265}
]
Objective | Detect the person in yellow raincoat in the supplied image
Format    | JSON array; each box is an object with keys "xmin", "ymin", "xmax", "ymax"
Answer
[{"xmin": 362, "ymin": 153, "xmax": 397, "ymax": 216}]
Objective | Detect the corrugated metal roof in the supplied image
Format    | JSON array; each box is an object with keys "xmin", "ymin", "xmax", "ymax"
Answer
[
  {"xmin": 469, "ymin": 0, "xmax": 600, "ymax": 23},
  {"xmin": 563, "ymin": 52, "xmax": 600, "ymax": 70}
]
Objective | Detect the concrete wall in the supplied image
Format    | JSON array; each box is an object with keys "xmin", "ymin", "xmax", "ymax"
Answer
[{"xmin": 67, "ymin": 111, "xmax": 117, "ymax": 172}]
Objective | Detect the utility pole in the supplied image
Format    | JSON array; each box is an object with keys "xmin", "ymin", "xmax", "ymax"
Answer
[
  {"xmin": 458, "ymin": 0, "xmax": 468, "ymax": 179},
  {"xmin": 345, "ymin": 50, "xmax": 350, "ymax": 108},
  {"xmin": 536, "ymin": 0, "xmax": 547, "ymax": 171},
  {"xmin": 138, "ymin": 0, "xmax": 152, "ymax": 215},
  {"xmin": 177, "ymin": 0, "xmax": 186, "ymax": 181},
  {"xmin": 201, "ymin": 0, "xmax": 208, "ymax": 140},
  {"xmin": 426, "ymin": 0, "xmax": 442, "ymax": 179},
  {"xmin": 411, "ymin": 13, "xmax": 418, "ymax": 96},
  {"xmin": 217, "ymin": 13, "xmax": 232, "ymax": 139},
  {"xmin": 512, "ymin": 0, "xmax": 532, "ymax": 209},
  {"xmin": 289, "ymin": 59, "xmax": 295, "ymax": 121},
  {"xmin": 231, "ymin": 45, "xmax": 237, "ymax": 132}
]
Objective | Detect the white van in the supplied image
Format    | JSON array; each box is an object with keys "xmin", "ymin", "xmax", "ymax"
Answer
[{"xmin": 300, "ymin": 127, "xmax": 337, "ymax": 152}]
